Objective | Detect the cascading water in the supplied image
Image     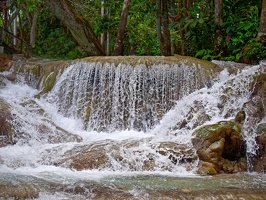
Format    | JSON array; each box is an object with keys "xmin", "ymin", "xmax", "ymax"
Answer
[
  {"xmin": 45, "ymin": 61, "xmax": 213, "ymax": 132},
  {"xmin": 0, "ymin": 57, "xmax": 266, "ymax": 199}
]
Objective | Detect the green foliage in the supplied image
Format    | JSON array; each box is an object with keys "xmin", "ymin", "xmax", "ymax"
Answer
[
  {"xmin": 8, "ymin": 0, "xmax": 265, "ymax": 62},
  {"xmin": 172, "ymin": 0, "xmax": 265, "ymax": 63},
  {"xmin": 34, "ymin": 28, "xmax": 85, "ymax": 59},
  {"xmin": 33, "ymin": 8, "xmax": 85, "ymax": 59},
  {"xmin": 123, "ymin": 0, "xmax": 160, "ymax": 55},
  {"xmin": 222, "ymin": 3, "xmax": 260, "ymax": 62},
  {"xmin": 195, "ymin": 49, "xmax": 220, "ymax": 60},
  {"xmin": 171, "ymin": 4, "xmax": 215, "ymax": 56}
]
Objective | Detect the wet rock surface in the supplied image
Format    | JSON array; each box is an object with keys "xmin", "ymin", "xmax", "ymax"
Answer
[
  {"xmin": 0, "ymin": 53, "xmax": 12, "ymax": 71},
  {"xmin": 0, "ymin": 183, "xmax": 39, "ymax": 199},
  {"xmin": 192, "ymin": 121, "xmax": 246, "ymax": 174},
  {"xmin": 53, "ymin": 140, "xmax": 197, "ymax": 171},
  {"xmin": 0, "ymin": 99, "xmax": 14, "ymax": 147},
  {"xmin": 156, "ymin": 141, "xmax": 197, "ymax": 167},
  {"xmin": 253, "ymin": 123, "xmax": 266, "ymax": 172}
]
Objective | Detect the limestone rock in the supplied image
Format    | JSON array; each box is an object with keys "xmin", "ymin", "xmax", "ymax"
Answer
[
  {"xmin": 156, "ymin": 141, "xmax": 197, "ymax": 168},
  {"xmin": 54, "ymin": 139, "xmax": 198, "ymax": 171},
  {"xmin": 192, "ymin": 121, "xmax": 246, "ymax": 174},
  {"xmin": 55, "ymin": 143, "xmax": 108, "ymax": 170},
  {"xmin": 197, "ymin": 161, "xmax": 217, "ymax": 175},
  {"xmin": 0, "ymin": 53, "xmax": 12, "ymax": 71},
  {"xmin": 0, "ymin": 99, "xmax": 14, "ymax": 147},
  {"xmin": 4, "ymin": 73, "xmax": 17, "ymax": 82},
  {"xmin": 253, "ymin": 123, "xmax": 266, "ymax": 172},
  {"xmin": 0, "ymin": 182, "xmax": 39, "ymax": 199}
]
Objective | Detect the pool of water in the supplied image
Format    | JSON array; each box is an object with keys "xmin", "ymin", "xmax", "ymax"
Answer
[{"xmin": 1, "ymin": 170, "xmax": 266, "ymax": 199}]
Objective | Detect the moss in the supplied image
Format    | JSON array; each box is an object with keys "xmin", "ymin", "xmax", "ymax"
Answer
[
  {"xmin": 42, "ymin": 72, "xmax": 57, "ymax": 94},
  {"xmin": 256, "ymin": 123, "xmax": 266, "ymax": 135},
  {"xmin": 30, "ymin": 64, "xmax": 41, "ymax": 77},
  {"xmin": 193, "ymin": 121, "xmax": 242, "ymax": 140}
]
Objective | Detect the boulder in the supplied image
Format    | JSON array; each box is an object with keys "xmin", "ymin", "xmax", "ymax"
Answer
[
  {"xmin": 0, "ymin": 182, "xmax": 39, "ymax": 199},
  {"xmin": 54, "ymin": 142, "xmax": 109, "ymax": 170},
  {"xmin": 0, "ymin": 99, "xmax": 14, "ymax": 147},
  {"xmin": 252, "ymin": 123, "xmax": 266, "ymax": 172},
  {"xmin": 243, "ymin": 71, "xmax": 266, "ymax": 127},
  {"xmin": 54, "ymin": 140, "xmax": 198, "ymax": 171},
  {"xmin": 60, "ymin": 144, "xmax": 108, "ymax": 170},
  {"xmin": 156, "ymin": 141, "xmax": 197, "ymax": 168},
  {"xmin": 0, "ymin": 53, "xmax": 12, "ymax": 71},
  {"xmin": 192, "ymin": 121, "xmax": 246, "ymax": 174}
]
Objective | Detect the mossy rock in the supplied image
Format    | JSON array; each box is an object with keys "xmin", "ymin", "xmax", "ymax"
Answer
[
  {"xmin": 42, "ymin": 72, "xmax": 57, "ymax": 93},
  {"xmin": 256, "ymin": 123, "xmax": 266, "ymax": 135},
  {"xmin": 197, "ymin": 161, "xmax": 218, "ymax": 175},
  {"xmin": 192, "ymin": 121, "xmax": 242, "ymax": 141},
  {"xmin": 192, "ymin": 121, "xmax": 246, "ymax": 174}
]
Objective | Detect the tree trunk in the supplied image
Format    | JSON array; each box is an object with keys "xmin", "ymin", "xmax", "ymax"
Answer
[
  {"xmin": 42, "ymin": 0, "xmax": 104, "ymax": 56},
  {"xmin": 156, "ymin": 0, "xmax": 162, "ymax": 55},
  {"xmin": 178, "ymin": 0, "xmax": 191, "ymax": 55},
  {"xmin": 111, "ymin": 0, "xmax": 130, "ymax": 56},
  {"xmin": 258, "ymin": 0, "xmax": 266, "ymax": 44},
  {"xmin": 214, "ymin": 0, "xmax": 223, "ymax": 54},
  {"xmin": 214, "ymin": 0, "xmax": 223, "ymax": 26},
  {"xmin": 100, "ymin": 0, "xmax": 105, "ymax": 46},
  {"xmin": 30, "ymin": 12, "xmax": 38, "ymax": 46},
  {"xmin": 7, "ymin": 8, "xmax": 19, "ymax": 29},
  {"xmin": 161, "ymin": 0, "xmax": 171, "ymax": 56}
]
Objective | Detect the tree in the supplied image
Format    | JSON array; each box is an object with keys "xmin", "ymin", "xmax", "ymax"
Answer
[
  {"xmin": 214, "ymin": 0, "xmax": 223, "ymax": 54},
  {"xmin": 42, "ymin": 0, "xmax": 105, "ymax": 56},
  {"xmin": 176, "ymin": 0, "xmax": 192, "ymax": 55},
  {"xmin": 111, "ymin": 0, "xmax": 130, "ymax": 56},
  {"xmin": 156, "ymin": 0, "xmax": 162, "ymax": 55},
  {"xmin": 156, "ymin": 0, "xmax": 171, "ymax": 56},
  {"xmin": 258, "ymin": 0, "xmax": 266, "ymax": 44}
]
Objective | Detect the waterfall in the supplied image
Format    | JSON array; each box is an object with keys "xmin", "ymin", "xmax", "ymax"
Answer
[
  {"xmin": 0, "ymin": 57, "xmax": 266, "ymax": 199},
  {"xmin": 45, "ymin": 60, "xmax": 215, "ymax": 132}
]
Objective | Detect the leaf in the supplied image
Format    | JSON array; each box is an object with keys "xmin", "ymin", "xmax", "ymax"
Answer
[
  {"xmin": 195, "ymin": 49, "xmax": 207, "ymax": 57},
  {"xmin": 236, "ymin": 53, "xmax": 242, "ymax": 60},
  {"xmin": 198, "ymin": 19, "xmax": 204, "ymax": 24}
]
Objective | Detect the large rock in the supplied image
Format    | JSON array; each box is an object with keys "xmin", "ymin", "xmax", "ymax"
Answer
[
  {"xmin": 0, "ymin": 53, "xmax": 12, "ymax": 71},
  {"xmin": 53, "ymin": 140, "xmax": 197, "ymax": 171},
  {"xmin": 239, "ymin": 69, "xmax": 266, "ymax": 172},
  {"xmin": 0, "ymin": 182, "xmax": 39, "ymax": 199},
  {"xmin": 156, "ymin": 141, "xmax": 197, "ymax": 168},
  {"xmin": 56, "ymin": 143, "xmax": 108, "ymax": 170},
  {"xmin": 253, "ymin": 123, "xmax": 266, "ymax": 172},
  {"xmin": 243, "ymin": 71, "xmax": 266, "ymax": 127},
  {"xmin": 0, "ymin": 99, "xmax": 14, "ymax": 147},
  {"xmin": 192, "ymin": 121, "xmax": 246, "ymax": 174}
]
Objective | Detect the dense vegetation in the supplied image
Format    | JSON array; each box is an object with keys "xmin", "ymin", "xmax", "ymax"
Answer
[{"xmin": 0, "ymin": 0, "xmax": 265, "ymax": 63}]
